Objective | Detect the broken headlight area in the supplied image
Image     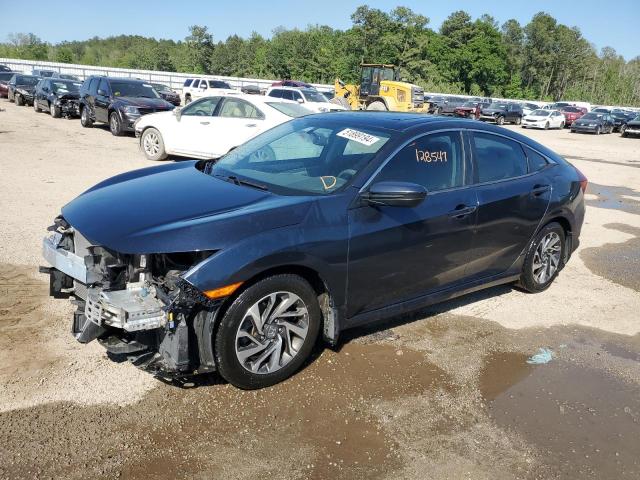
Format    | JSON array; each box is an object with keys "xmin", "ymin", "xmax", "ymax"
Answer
[{"xmin": 41, "ymin": 216, "xmax": 219, "ymax": 376}]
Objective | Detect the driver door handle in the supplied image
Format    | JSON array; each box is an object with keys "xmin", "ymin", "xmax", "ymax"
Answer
[
  {"xmin": 448, "ymin": 205, "xmax": 477, "ymax": 218},
  {"xmin": 245, "ymin": 123, "xmax": 257, "ymax": 128},
  {"xmin": 199, "ymin": 121, "xmax": 210, "ymax": 125},
  {"xmin": 530, "ymin": 184, "xmax": 550, "ymax": 196}
]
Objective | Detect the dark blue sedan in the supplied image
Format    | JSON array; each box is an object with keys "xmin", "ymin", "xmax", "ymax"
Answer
[{"xmin": 41, "ymin": 113, "xmax": 586, "ymax": 389}]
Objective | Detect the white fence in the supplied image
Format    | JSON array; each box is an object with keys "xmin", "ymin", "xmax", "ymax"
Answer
[{"xmin": 0, "ymin": 57, "xmax": 333, "ymax": 92}]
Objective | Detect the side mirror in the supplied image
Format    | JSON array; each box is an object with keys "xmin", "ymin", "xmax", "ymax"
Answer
[
  {"xmin": 297, "ymin": 98, "xmax": 304, "ymax": 104},
  {"xmin": 97, "ymin": 89, "xmax": 106, "ymax": 96},
  {"xmin": 362, "ymin": 181, "xmax": 427, "ymax": 208}
]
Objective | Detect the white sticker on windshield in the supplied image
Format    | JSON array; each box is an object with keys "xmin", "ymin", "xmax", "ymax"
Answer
[{"xmin": 337, "ymin": 128, "xmax": 380, "ymax": 146}]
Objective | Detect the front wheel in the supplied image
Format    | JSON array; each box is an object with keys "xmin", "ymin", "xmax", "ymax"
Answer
[
  {"xmin": 544, "ymin": 122, "xmax": 549, "ymax": 130},
  {"xmin": 514, "ymin": 116, "xmax": 522, "ymax": 125},
  {"xmin": 141, "ymin": 127, "xmax": 168, "ymax": 161},
  {"xmin": 50, "ymin": 103, "xmax": 61, "ymax": 118},
  {"xmin": 595, "ymin": 126, "xmax": 601, "ymax": 135},
  {"xmin": 518, "ymin": 222, "xmax": 565, "ymax": 293},
  {"xmin": 496, "ymin": 115, "xmax": 505, "ymax": 125},
  {"xmin": 33, "ymin": 99, "xmax": 41, "ymax": 112},
  {"xmin": 559, "ymin": 121, "xmax": 565, "ymax": 129},
  {"xmin": 366, "ymin": 101, "xmax": 387, "ymax": 111},
  {"xmin": 621, "ymin": 125, "xmax": 627, "ymax": 137},
  {"xmin": 15, "ymin": 94, "xmax": 24, "ymax": 106},
  {"xmin": 80, "ymin": 107, "xmax": 93, "ymax": 128},
  {"xmin": 214, "ymin": 274, "xmax": 322, "ymax": 389},
  {"xmin": 109, "ymin": 111, "xmax": 124, "ymax": 136}
]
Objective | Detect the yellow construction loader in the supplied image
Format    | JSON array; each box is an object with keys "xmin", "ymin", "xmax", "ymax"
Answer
[{"xmin": 333, "ymin": 64, "xmax": 429, "ymax": 113}]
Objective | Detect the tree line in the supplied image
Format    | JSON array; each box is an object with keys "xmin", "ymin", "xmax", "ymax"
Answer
[{"xmin": 1, "ymin": 6, "xmax": 639, "ymax": 106}]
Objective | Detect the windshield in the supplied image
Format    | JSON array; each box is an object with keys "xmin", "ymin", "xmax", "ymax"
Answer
[
  {"xmin": 301, "ymin": 89, "xmax": 329, "ymax": 103},
  {"xmin": 265, "ymin": 102, "xmax": 312, "ymax": 118},
  {"xmin": 16, "ymin": 76, "xmax": 39, "ymax": 86},
  {"xmin": 209, "ymin": 80, "xmax": 232, "ymax": 89},
  {"xmin": 0, "ymin": 72, "xmax": 13, "ymax": 81},
  {"xmin": 488, "ymin": 103, "xmax": 507, "ymax": 109},
  {"xmin": 380, "ymin": 68, "xmax": 395, "ymax": 81},
  {"xmin": 51, "ymin": 80, "xmax": 81, "ymax": 93},
  {"xmin": 581, "ymin": 113, "xmax": 602, "ymax": 120},
  {"xmin": 152, "ymin": 83, "xmax": 171, "ymax": 92},
  {"xmin": 58, "ymin": 74, "xmax": 79, "ymax": 80},
  {"xmin": 111, "ymin": 81, "xmax": 159, "ymax": 98},
  {"xmin": 530, "ymin": 110, "xmax": 550, "ymax": 116},
  {"xmin": 210, "ymin": 118, "xmax": 392, "ymax": 196}
]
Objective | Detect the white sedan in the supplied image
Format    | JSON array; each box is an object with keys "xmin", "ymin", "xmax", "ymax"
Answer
[
  {"xmin": 134, "ymin": 94, "xmax": 312, "ymax": 161},
  {"xmin": 521, "ymin": 109, "xmax": 566, "ymax": 130}
]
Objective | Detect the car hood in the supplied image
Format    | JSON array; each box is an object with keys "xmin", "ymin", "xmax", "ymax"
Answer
[
  {"xmin": 17, "ymin": 85, "xmax": 36, "ymax": 93},
  {"xmin": 525, "ymin": 115, "xmax": 550, "ymax": 120},
  {"xmin": 626, "ymin": 120, "xmax": 640, "ymax": 127},
  {"xmin": 114, "ymin": 96, "xmax": 173, "ymax": 109},
  {"xmin": 56, "ymin": 92, "xmax": 80, "ymax": 100},
  {"xmin": 575, "ymin": 118, "xmax": 599, "ymax": 125},
  {"xmin": 62, "ymin": 161, "xmax": 313, "ymax": 254}
]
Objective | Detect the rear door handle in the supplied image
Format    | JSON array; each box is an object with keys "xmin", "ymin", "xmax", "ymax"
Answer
[
  {"xmin": 448, "ymin": 205, "xmax": 477, "ymax": 218},
  {"xmin": 245, "ymin": 123, "xmax": 257, "ymax": 128},
  {"xmin": 530, "ymin": 185, "xmax": 550, "ymax": 196},
  {"xmin": 199, "ymin": 121, "xmax": 210, "ymax": 125}
]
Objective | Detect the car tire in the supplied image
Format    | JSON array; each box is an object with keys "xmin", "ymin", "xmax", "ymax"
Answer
[
  {"xmin": 50, "ymin": 103, "xmax": 61, "ymax": 118},
  {"xmin": 184, "ymin": 94, "xmax": 192, "ymax": 104},
  {"xmin": 15, "ymin": 94, "xmax": 23, "ymax": 106},
  {"xmin": 80, "ymin": 106, "xmax": 93, "ymax": 128},
  {"xmin": 496, "ymin": 115, "xmax": 504, "ymax": 125},
  {"xmin": 515, "ymin": 116, "xmax": 522, "ymax": 125},
  {"xmin": 559, "ymin": 121, "xmax": 565, "ymax": 129},
  {"xmin": 595, "ymin": 126, "xmax": 601, "ymax": 135},
  {"xmin": 544, "ymin": 121, "xmax": 549, "ymax": 130},
  {"xmin": 518, "ymin": 222, "xmax": 565, "ymax": 293},
  {"xmin": 434, "ymin": 107, "xmax": 441, "ymax": 115},
  {"xmin": 366, "ymin": 101, "xmax": 387, "ymax": 111},
  {"xmin": 109, "ymin": 111, "xmax": 124, "ymax": 136},
  {"xmin": 620, "ymin": 125, "xmax": 627, "ymax": 137},
  {"xmin": 33, "ymin": 99, "xmax": 41, "ymax": 112},
  {"xmin": 214, "ymin": 274, "xmax": 322, "ymax": 390},
  {"xmin": 141, "ymin": 127, "xmax": 168, "ymax": 161}
]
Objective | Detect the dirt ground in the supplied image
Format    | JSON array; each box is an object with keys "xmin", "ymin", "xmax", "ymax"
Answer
[{"xmin": 1, "ymin": 100, "xmax": 639, "ymax": 480}]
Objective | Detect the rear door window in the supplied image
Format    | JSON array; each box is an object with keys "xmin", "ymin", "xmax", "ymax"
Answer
[
  {"xmin": 374, "ymin": 131, "xmax": 464, "ymax": 192},
  {"xmin": 471, "ymin": 133, "xmax": 528, "ymax": 183}
]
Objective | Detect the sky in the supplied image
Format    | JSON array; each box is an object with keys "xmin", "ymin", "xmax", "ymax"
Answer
[{"xmin": 0, "ymin": 0, "xmax": 638, "ymax": 60}]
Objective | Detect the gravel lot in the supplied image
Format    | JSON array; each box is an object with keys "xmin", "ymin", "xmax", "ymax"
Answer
[{"xmin": 1, "ymin": 99, "xmax": 639, "ymax": 479}]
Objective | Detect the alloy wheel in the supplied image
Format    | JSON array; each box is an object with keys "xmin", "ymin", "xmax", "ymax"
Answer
[
  {"xmin": 143, "ymin": 131, "xmax": 160, "ymax": 156},
  {"xmin": 234, "ymin": 291, "xmax": 309, "ymax": 375},
  {"xmin": 532, "ymin": 232, "xmax": 561, "ymax": 285}
]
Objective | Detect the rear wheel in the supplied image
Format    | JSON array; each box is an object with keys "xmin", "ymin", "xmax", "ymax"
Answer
[
  {"xmin": 80, "ymin": 107, "xmax": 93, "ymax": 128},
  {"xmin": 141, "ymin": 128, "xmax": 168, "ymax": 161},
  {"xmin": 214, "ymin": 274, "xmax": 321, "ymax": 389},
  {"xmin": 366, "ymin": 101, "xmax": 387, "ymax": 111},
  {"xmin": 518, "ymin": 222, "xmax": 565, "ymax": 293},
  {"xmin": 109, "ymin": 111, "xmax": 124, "ymax": 136}
]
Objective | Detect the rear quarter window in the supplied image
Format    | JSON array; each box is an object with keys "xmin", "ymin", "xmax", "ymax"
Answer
[{"xmin": 183, "ymin": 79, "xmax": 193, "ymax": 87}]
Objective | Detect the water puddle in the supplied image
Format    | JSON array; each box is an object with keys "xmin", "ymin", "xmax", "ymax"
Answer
[
  {"xmin": 580, "ymin": 223, "xmax": 640, "ymax": 291},
  {"xmin": 480, "ymin": 352, "xmax": 640, "ymax": 479},
  {"xmin": 586, "ymin": 182, "xmax": 640, "ymax": 215}
]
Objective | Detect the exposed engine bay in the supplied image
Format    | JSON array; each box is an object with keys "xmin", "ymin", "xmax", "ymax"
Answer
[{"xmin": 41, "ymin": 216, "xmax": 219, "ymax": 378}]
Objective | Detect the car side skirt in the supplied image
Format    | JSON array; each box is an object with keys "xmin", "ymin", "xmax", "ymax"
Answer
[{"xmin": 344, "ymin": 269, "xmax": 521, "ymax": 329}]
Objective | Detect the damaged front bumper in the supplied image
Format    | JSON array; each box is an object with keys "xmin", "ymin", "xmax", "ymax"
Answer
[{"xmin": 41, "ymin": 221, "xmax": 220, "ymax": 378}]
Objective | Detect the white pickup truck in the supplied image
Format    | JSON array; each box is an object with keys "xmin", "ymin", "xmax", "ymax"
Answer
[{"xmin": 181, "ymin": 77, "xmax": 237, "ymax": 104}]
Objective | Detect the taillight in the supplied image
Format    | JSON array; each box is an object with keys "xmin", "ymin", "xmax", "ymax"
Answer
[{"xmin": 574, "ymin": 166, "xmax": 588, "ymax": 193}]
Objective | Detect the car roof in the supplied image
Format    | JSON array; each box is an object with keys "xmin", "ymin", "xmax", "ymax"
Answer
[
  {"xmin": 86, "ymin": 76, "xmax": 149, "ymax": 84},
  {"xmin": 198, "ymin": 93, "xmax": 297, "ymax": 105}
]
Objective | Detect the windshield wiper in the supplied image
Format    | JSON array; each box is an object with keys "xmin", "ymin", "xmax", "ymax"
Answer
[{"xmin": 213, "ymin": 174, "xmax": 269, "ymax": 191}]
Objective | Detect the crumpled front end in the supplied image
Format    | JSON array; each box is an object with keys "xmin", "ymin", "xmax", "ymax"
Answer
[
  {"xmin": 41, "ymin": 216, "xmax": 220, "ymax": 377},
  {"xmin": 56, "ymin": 94, "xmax": 80, "ymax": 117}
]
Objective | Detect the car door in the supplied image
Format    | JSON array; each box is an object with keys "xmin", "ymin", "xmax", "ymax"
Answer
[
  {"xmin": 463, "ymin": 131, "xmax": 552, "ymax": 280},
  {"xmin": 94, "ymin": 78, "xmax": 111, "ymax": 123},
  {"xmin": 165, "ymin": 96, "xmax": 223, "ymax": 157},
  {"xmin": 346, "ymin": 130, "xmax": 478, "ymax": 318},
  {"xmin": 209, "ymin": 97, "xmax": 268, "ymax": 156}
]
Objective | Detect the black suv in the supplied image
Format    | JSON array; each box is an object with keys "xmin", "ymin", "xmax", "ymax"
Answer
[
  {"xmin": 34, "ymin": 78, "xmax": 82, "ymax": 118},
  {"xmin": 79, "ymin": 76, "xmax": 174, "ymax": 136},
  {"xmin": 7, "ymin": 74, "xmax": 39, "ymax": 106},
  {"xmin": 429, "ymin": 96, "xmax": 467, "ymax": 115},
  {"xmin": 479, "ymin": 102, "xmax": 523, "ymax": 125}
]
